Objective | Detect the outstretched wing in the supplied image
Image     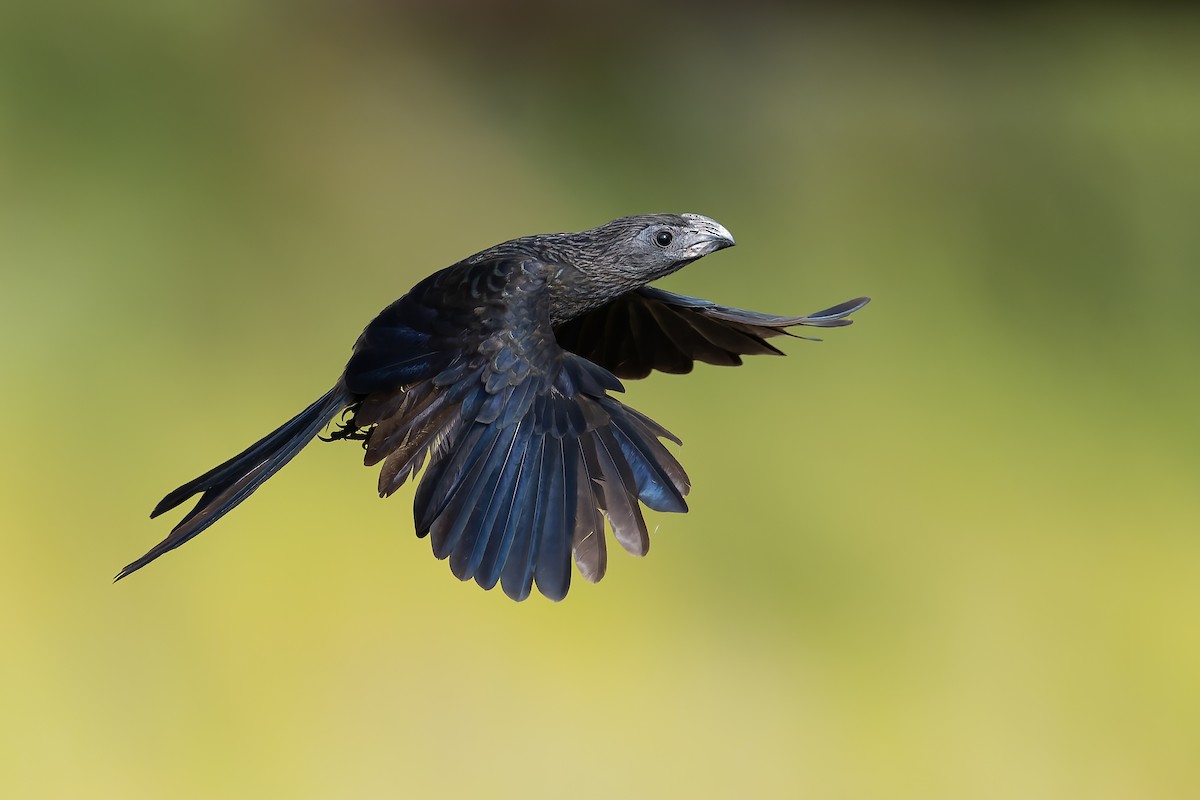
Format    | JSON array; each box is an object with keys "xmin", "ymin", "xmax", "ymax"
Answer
[
  {"xmin": 553, "ymin": 287, "xmax": 870, "ymax": 380},
  {"xmin": 346, "ymin": 257, "xmax": 690, "ymax": 601}
]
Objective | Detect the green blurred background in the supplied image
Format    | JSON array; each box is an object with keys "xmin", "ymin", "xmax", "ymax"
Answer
[{"xmin": 3, "ymin": 2, "xmax": 1199, "ymax": 797}]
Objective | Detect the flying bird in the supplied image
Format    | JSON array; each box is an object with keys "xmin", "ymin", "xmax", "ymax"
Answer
[{"xmin": 118, "ymin": 214, "xmax": 868, "ymax": 600}]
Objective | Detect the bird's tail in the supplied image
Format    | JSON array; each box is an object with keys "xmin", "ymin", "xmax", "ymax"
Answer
[{"xmin": 116, "ymin": 384, "xmax": 352, "ymax": 581}]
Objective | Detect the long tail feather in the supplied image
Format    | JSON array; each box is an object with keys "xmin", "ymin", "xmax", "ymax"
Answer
[{"xmin": 116, "ymin": 385, "xmax": 350, "ymax": 581}]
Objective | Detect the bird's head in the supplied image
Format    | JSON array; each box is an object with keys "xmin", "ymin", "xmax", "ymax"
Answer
[
  {"xmin": 537, "ymin": 213, "xmax": 737, "ymax": 322},
  {"xmin": 582, "ymin": 213, "xmax": 736, "ymax": 284}
]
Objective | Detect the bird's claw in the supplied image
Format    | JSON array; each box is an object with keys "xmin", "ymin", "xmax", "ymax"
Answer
[{"xmin": 320, "ymin": 419, "xmax": 368, "ymax": 443}]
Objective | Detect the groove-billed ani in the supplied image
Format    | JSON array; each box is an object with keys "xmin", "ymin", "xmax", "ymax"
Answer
[{"xmin": 118, "ymin": 214, "xmax": 869, "ymax": 600}]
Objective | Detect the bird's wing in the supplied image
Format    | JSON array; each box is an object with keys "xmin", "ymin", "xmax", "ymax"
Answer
[
  {"xmin": 554, "ymin": 287, "xmax": 871, "ymax": 380},
  {"xmin": 346, "ymin": 258, "xmax": 689, "ymax": 601}
]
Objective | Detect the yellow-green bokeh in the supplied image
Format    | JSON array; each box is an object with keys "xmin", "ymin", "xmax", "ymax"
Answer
[{"xmin": 3, "ymin": 3, "xmax": 1199, "ymax": 798}]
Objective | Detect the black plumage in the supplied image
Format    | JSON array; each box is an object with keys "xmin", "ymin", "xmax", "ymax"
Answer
[{"xmin": 118, "ymin": 213, "xmax": 868, "ymax": 600}]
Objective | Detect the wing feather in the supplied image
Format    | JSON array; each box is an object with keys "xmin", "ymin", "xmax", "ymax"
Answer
[
  {"xmin": 349, "ymin": 258, "xmax": 699, "ymax": 600},
  {"xmin": 555, "ymin": 288, "xmax": 870, "ymax": 379}
]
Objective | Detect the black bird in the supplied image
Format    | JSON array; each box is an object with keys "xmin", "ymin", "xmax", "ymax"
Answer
[{"xmin": 119, "ymin": 214, "xmax": 868, "ymax": 600}]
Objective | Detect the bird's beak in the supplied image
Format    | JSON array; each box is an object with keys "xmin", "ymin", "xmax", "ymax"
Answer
[{"xmin": 682, "ymin": 214, "xmax": 736, "ymax": 257}]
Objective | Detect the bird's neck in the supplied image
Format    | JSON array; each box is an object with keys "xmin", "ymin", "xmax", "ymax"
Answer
[{"xmin": 546, "ymin": 261, "xmax": 646, "ymax": 325}]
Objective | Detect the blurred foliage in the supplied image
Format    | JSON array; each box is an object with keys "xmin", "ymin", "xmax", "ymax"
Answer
[{"xmin": 2, "ymin": 2, "xmax": 1199, "ymax": 798}]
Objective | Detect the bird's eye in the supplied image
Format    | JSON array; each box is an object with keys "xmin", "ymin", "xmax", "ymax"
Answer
[{"xmin": 654, "ymin": 230, "xmax": 674, "ymax": 247}]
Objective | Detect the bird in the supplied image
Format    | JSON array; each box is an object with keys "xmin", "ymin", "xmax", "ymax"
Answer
[{"xmin": 117, "ymin": 213, "xmax": 869, "ymax": 600}]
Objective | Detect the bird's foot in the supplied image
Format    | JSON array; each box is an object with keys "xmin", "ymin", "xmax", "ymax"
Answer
[{"xmin": 320, "ymin": 417, "xmax": 369, "ymax": 443}]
